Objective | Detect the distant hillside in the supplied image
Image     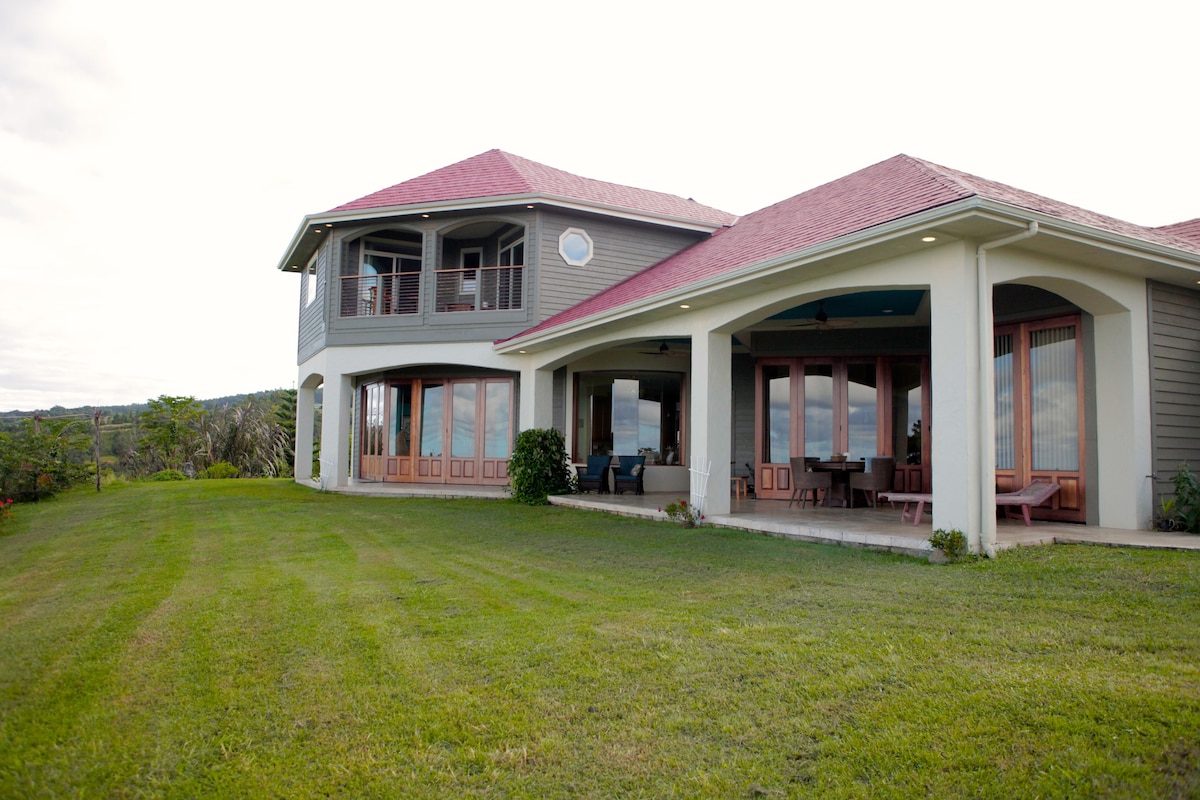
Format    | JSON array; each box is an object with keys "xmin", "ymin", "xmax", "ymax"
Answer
[{"xmin": 0, "ymin": 388, "xmax": 317, "ymax": 430}]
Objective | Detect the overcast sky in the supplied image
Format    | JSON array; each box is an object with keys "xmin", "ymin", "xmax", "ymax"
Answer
[{"xmin": 2, "ymin": 0, "xmax": 1197, "ymax": 411}]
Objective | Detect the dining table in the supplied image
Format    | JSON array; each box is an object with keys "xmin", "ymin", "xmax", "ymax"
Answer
[{"xmin": 811, "ymin": 460, "xmax": 866, "ymax": 507}]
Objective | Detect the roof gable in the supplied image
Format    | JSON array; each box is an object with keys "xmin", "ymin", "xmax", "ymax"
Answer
[{"xmin": 328, "ymin": 149, "xmax": 736, "ymax": 227}]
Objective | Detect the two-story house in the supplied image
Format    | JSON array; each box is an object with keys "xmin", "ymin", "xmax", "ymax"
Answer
[{"xmin": 278, "ymin": 149, "xmax": 1200, "ymax": 554}]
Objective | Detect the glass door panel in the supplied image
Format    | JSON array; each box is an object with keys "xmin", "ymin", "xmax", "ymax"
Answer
[
  {"xmin": 1030, "ymin": 326, "xmax": 1079, "ymax": 471},
  {"xmin": 389, "ymin": 384, "xmax": 412, "ymax": 457},
  {"xmin": 451, "ymin": 382, "xmax": 478, "ymax": 458},
  {"xmin": 484, "ymin": 382, "xmax": 511, "ymax": 459},
  {"xmin": 803, "ymin": 364, "xmax": 834, "ymax": 459},
  {"xmin": 891, "ymin": 361, "xmax": 923, "ymax": 466},
  {"xmin": 764, "ymin": 365, "xmax": 790, "ymax": 464},
  {"xmin": 420, "ymin": 383, "xmax": 444, "ymax": 457},
  {"xmin": 846, "ymin": 362, "xmax": 878, "ymax": 460},
  {"xmin": 994, "ymin": 333, "xmax": 1015, "ymax": 470}
]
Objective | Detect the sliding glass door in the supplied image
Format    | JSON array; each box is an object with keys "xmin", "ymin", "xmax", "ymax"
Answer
[
  {"xmin": 994, "ymin": 316, "xmax": 1085, "ymax": 521},
  {"xmin": 755, "ymin": 357, "xmax": 927, "ymax": 500}
]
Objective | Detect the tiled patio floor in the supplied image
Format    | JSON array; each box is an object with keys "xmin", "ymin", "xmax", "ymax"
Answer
[{"xmin": 327, "ymin": 482, "xmax": 1200, "ymax": 558}]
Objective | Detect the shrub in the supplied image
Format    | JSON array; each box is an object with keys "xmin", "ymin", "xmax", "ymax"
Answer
[
  {"xmin": 660, "ymin": 498, "xmax": 703, "ymax": 528},
  {"xmin": 507, "ymin": 429, "xmax": 575, "ymax": 505},
  {"xmin": 1171, "ymin": 462, "xmax": 1200, "ymax": 534},
  {"xmin": 929, "ymin": 528, "xmax": 968, "ymax": 562},
  {"xmin": 200, "ymin": 461, "xmax": 240, "ymax": 479},
  {"xmin": 147, "ymin": 469, "xmax": 188, "ymax": 482},
  {"xmin": 0, "ymin": 420, "xmax": 93, "ymax": 502}
]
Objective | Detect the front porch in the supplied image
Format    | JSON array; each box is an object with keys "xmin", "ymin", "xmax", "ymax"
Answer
[{"xmin": 324, "ymin": 481, "xmax": 1200, "ymax": 556}]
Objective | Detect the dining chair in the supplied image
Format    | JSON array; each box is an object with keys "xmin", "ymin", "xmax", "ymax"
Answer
[
  {"xmin": 788, "ymin": 456, "xmax": 832, "ymax": 508},
  {"xmin": 848, "ymin": 457, "xmax": 895, "ymax": 508}
]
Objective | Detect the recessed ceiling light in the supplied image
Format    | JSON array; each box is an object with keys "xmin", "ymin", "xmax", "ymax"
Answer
[
  {"xmin": 325, "ymin": 223, "xmax": 332, "ymax": 227},
  {"xmin": 518, "ymin": 349, "xmax": 527, "ymax": 354},
  {"xmin": 680, "ymin": 304, "xmax": 691, "ymax": 309},
  {"xmin": 882, "ymin": 309, "xmax": 894, "ymax": 314},
  {"xmin": 922, "ymin": 236, "xmax": 937, "ymax": 243},
  {"xmin": 422, "ymin": 214, "xmax": 430, "ymax": 218}
]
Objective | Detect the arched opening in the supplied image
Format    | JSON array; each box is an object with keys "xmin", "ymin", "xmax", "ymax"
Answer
[
  {"xmin": 340, "ymin": 228, "xmax": 423, "ymax": 317},
  {"xmin": 437, "ymin": 220, "xmax": 525, "ymax": 313},
  {"xmin": 993, "ymin": 285, "xmax": 1087, "ymax": 522}
]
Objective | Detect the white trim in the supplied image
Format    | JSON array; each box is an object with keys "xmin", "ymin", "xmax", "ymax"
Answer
[{"xmin": 558, "ymin": 227, "xmax": 594, "ymax": 267}]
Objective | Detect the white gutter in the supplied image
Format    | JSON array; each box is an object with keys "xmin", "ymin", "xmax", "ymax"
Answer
[{"xmin": 976, "ymin": 221, "xmax": 1038, "ymax": 557}]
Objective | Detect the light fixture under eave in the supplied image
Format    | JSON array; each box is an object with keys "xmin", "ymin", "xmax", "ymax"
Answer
[
  {"xmin": 922, "ymin": 235, "xmax": 937, "ymax": 243},
  {"xmin": 679, "ymin": 304, "xmax": 690, "ymax": 309}
]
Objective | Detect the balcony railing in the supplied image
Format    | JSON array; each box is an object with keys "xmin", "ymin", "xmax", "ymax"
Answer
[
  {"xmin": 435, "ymin": 265, "xmax": 523, "ymax": 313},
  {"xmin": 340, "ymin": 265, "xmax": 524, "ymax": 317},
  {"xmin": 340, "ymin": 272, "xmax": 421, "ymax": 317}
]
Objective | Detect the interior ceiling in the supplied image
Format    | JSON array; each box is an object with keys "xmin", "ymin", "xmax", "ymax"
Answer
[{"xmin": 766, "ymin": 290, "xmax": 927, "ymax": 322}]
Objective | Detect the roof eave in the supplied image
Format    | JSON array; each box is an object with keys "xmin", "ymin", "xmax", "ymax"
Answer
[
  {"xmin": 279, "ymin": 193, "xmax": 734, "ymax": 272},
  {"xmin": 496, "ymin": 198, "xmax": 1200, "ymax": 353}
]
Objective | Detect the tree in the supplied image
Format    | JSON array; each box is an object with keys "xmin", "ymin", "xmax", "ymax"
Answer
[
  {"xmin": 0, "ymin": 418, "xmax": 93, "ymax": 502},
  {"xmin": 139, "ymin": 396, "xmax": 204, "ymax": 472}
]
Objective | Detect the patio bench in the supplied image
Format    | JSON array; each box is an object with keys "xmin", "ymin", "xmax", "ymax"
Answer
[
  {"xmin": 995, "ymin": 481, "xmax": 1060, "ymax": 526},
  {"xmin": 878, "ymin": 492, "xmax": 932, "ymax": 526}
]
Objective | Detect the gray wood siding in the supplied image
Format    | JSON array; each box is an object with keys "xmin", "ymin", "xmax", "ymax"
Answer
[
  {"xmin": 323, "ymin": 214, "xmax": 536, "ymax": 349},
  {"xmin": 1149, "ymin": 281, "xmax": 1200, "ymax": 496},
  {"xmin": 535, "ymin": 211, "xmax": 708, "ymax": 322},
  {"xmin": 731, "ymin": 354, "xmax": 756, "ymax": 483},
  {"xmin": 297, "ymin": 242, "xmax": 328, "ymax": 364}
]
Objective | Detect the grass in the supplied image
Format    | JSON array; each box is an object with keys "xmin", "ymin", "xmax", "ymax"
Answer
[{"xmin": 0, "ymin": 480, "xmax": 1197, "ymax": 799}]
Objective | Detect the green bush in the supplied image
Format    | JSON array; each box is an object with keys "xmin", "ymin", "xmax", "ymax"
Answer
[
  {"xmin": 929, "ymin": 528, "xmax": 968, "ymax": 562},
  {"xmin": 147, "ymin": 469, "xmax": 189, "ymax": 482},
  {"xmin": 1172, "ymin": 462, "xmax": 1200, "ymax": 533},
  {"xmin": 507, "ymin": 428, "xmax": 575, "ymax": 505},
  {"xmin": 0, "ymin": 420, "xmax": 93, "ymax": 502},
  {"xmin": 200, "ymin": 461, "xmax": 240, "ymax": 479}
]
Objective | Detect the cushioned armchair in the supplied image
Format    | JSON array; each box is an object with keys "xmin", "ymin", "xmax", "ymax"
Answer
[
  {"xmin": 788, "ymin": 456, "xmax": 831, "ymax": 508},
  {"xmin": 613, "ymin": 455, "xmax": 646, "ymax": 495},
  {"xmin": 849, "ymin": 457, "xmax": 895, "ymax": 508},
  {"xmin": 576, "ymin": 454, "xmax": 612, "ymax": 493}
]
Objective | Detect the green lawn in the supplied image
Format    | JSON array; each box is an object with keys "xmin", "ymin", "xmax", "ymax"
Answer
[{"xmin": 0, "ymin": 481, "xmax": 1197, "ymax": 799}]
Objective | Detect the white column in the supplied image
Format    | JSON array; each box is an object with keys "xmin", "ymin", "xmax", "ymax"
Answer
[
  {"xmin": 690, "ymin": 331, "xmax": 732, "ymax": 516},
  {"xmin": 320, "ymin": 373, "xmax": 354, "ymax": 489},
  {"xmin": 929, "ymin": 251, "xmax": 987, "ymax": 550},
  {"xmin": 294, "ymin": 383, "xmax": 315, "ymax": 481},
  {"xmin": 1094, "ymin": 310, "xmax": 1154, "ymax": 529},
  {"xmin": 519, "ymin": 362, "xmax": 555, "ymax": 431}
]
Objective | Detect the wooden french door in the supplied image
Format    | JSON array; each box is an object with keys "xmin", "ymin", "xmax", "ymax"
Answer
[
  {"xmin": 994, "ymin": 315, "xmax": 1085, "ymax": 522},
  {"xmin": 359, "ymin": 377, "xmax": 512, "ymax": 485},
  {"xmin": 754, "ymin": 357, "xmax": 930, "ymax": 500}
]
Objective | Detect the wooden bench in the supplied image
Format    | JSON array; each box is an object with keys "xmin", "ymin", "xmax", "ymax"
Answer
[
  {"xmin": 878, "ymin": 492, "xmax": 932, "ymax": 526},
  {"xmin": 995, "ymin": 481, "xmax": 1060, "ymax": 526},
  {"xmin": 881, "ymin": 482, "xmax": 1061, "ymax": 528}
]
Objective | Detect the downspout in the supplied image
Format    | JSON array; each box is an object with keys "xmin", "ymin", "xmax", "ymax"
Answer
[{"xmin": 976, "ymin": 221, "xmax": 1039, "ymax": 557}]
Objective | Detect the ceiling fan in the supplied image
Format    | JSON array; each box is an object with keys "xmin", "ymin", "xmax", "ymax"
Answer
[
  {"xmin": 639, "ymin": 340, "xmax": 690, "ymax": 358},
  {"xmin": 791, "ymin": 299, "xmax": 856, "ymax": 331}
]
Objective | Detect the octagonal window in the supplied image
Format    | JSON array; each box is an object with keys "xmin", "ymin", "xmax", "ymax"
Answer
[{"xmin": 558, "ymin": 227, "xmax": 594, "ymax": 267}]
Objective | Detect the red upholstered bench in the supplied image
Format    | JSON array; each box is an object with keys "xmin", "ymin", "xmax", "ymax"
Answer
[{"xmin": 878, "ymin": 492, "xmax": 932, "ymax": 526}]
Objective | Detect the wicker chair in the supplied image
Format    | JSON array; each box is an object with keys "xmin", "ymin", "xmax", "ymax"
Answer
[
  {"xmin": 849, "ymin": 457, "xmax": 895, "ymax": 508},
  {"xmin": 788, "ymin": 456, "xmax": 831, "ymax": 508},
  {"xmin": 576, "ymin": 454, "xmax": 612, "ymax": 493},
  {"xmin": 613, "ymin": 455, "xmax": 646, "ymax": 495}
]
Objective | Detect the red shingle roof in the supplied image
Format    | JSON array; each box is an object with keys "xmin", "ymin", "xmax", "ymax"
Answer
[
  {"xmin": 328, "ymin": 149, "xmax": 736, "ymax": 228},
  {"xmin": 509, "ymin": 155, "xmax": 1200, "ymax": 341},
  {"xmin": 1156, "ymin": 218, "xmax": 1200, "ymax": 245}
]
